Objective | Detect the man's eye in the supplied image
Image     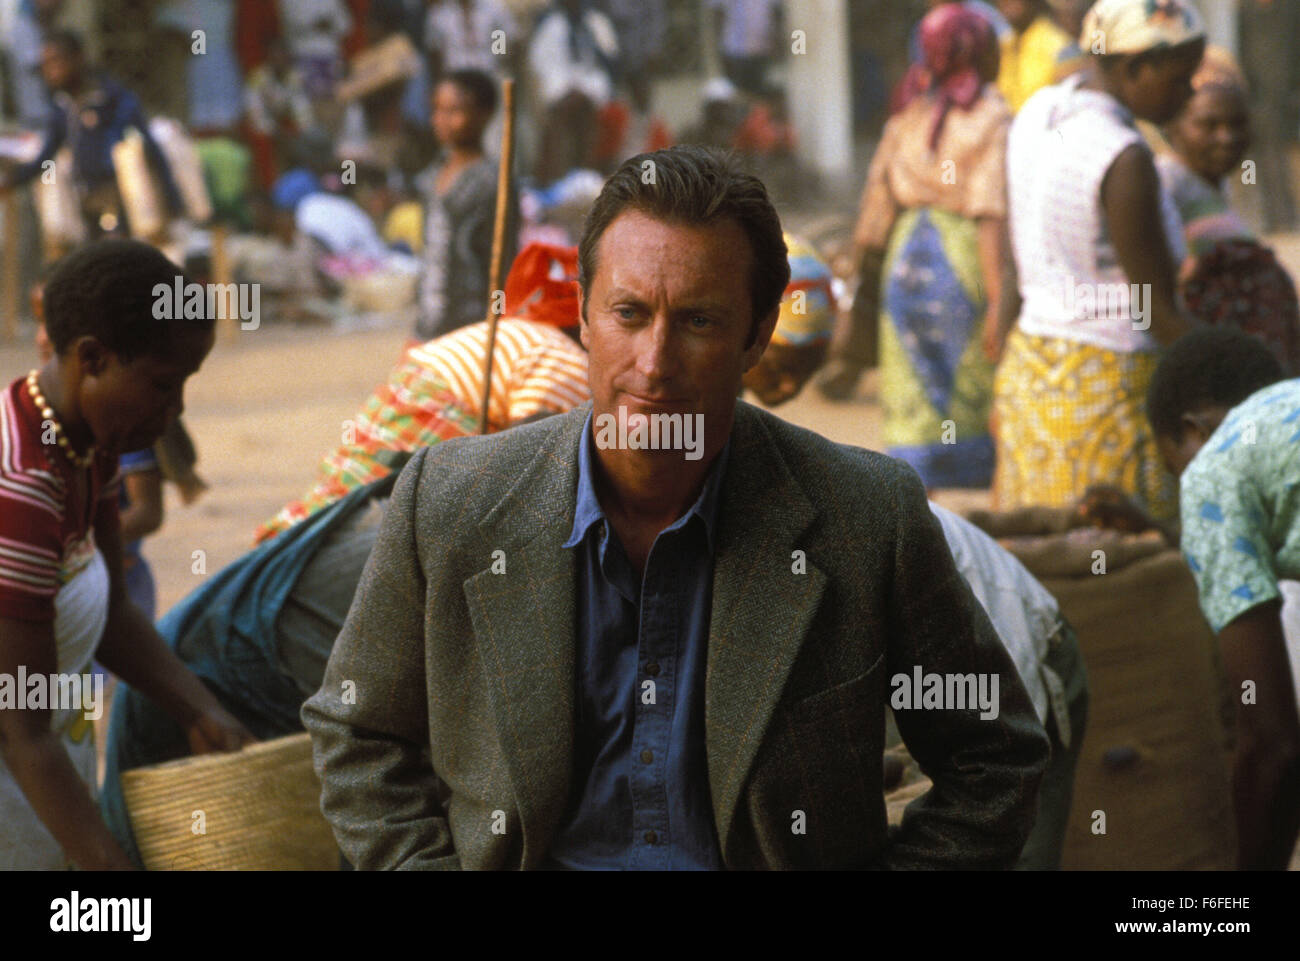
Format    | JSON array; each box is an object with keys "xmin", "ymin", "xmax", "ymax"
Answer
[
  {"xmin": 688, "ymin": 315, "xmax": 713, "ymax": 329},
  {"xmin": 614, "ymin": 307, "xmax": 637, "ymax": 321}
]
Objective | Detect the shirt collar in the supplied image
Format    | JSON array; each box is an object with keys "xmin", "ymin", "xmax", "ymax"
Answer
[{"xmin": 562, "ymin": 410, "xmax": 731, "ymax": 553}]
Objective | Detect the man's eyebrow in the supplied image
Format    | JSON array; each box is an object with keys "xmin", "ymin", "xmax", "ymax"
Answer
[
  {"xmin": 602, "ymin": 288, "xmax": 736, "ymax": 314},
  {"xmin": 603, "ymin": 286, "xmax": 647, "ymax": 303}
]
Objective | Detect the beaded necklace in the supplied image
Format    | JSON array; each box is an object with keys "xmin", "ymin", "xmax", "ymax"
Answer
[{"xmin": 25, "ymin": 369, "xmax": 96, "ymax": 470}]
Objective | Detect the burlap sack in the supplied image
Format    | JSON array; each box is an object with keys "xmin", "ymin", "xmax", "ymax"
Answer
[{"xmin": 885, "ymin": 517, "xmax": 1237, "ymax": 870}]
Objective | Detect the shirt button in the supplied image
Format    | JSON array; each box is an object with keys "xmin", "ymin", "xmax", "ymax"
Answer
[
  {"xmin": 640, "ymin": 749, "xmax": 654, "ymax": 764},
  {"xmin": 645, "ymin": 662, "xmax": 660, "ymax": 677},
  {"xmin": 644, "ymin": 830, "xmax": 658, "ymax": 845}
]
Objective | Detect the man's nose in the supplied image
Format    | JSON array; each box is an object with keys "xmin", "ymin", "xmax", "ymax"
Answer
[{"xmin": 635, "ymin": 314, "xmax": 677, "ymax": 382}]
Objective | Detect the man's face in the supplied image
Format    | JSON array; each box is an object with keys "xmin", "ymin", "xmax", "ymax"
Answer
[
  {"xmin": 76, "ymin": 326, "xmax": 214, "ymax": 456},
  {"xmin": 1123, "ymin": 40, "xmax": 1205, "ymax": 125},
  {"xmin": 39, "ymin": 43, "xmax": 77, "ymax": 92},
  {"xmin": 580, "ymin": 210, "xmax": 777, "ymax": 466}
]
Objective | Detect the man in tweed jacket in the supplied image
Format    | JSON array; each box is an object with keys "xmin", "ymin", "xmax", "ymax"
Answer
[{"xmin": 303, "ymin": 146, "xmax": 1050, "ymax": 870}]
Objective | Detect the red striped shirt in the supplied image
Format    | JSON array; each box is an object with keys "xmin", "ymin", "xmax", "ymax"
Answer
[{"xmin": 0, "ymin": 378, "xmax": 120, "ymax": 622}]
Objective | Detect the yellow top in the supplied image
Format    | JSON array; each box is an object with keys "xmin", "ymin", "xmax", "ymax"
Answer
[
  {"xmin": 382, "ymin": 201, "xmax": 424, "ymax": 254},
  {"xmin": 997, "ymin": 15, "xmax": 1079, "ymax": 113}
]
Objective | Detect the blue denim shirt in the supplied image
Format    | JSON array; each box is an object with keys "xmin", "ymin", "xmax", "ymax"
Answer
[{"xmin": 547, "ymin": 412, "xmax": 730, "ymax": 870}]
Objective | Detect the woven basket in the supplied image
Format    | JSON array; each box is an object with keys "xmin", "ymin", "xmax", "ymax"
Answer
[{"xmin": 121, "ymin": 732, "xmax": 339, "ymax": 871}]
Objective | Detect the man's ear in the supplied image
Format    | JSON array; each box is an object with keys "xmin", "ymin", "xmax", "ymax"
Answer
[{"xmin": 743, "ymin": 305, "xmax": 781, "ymax": 370}]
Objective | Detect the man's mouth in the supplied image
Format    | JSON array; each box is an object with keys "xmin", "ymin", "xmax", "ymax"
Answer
[{"xmin": 624, "ymin": 393, "xmax": 687, "ymax": 409}]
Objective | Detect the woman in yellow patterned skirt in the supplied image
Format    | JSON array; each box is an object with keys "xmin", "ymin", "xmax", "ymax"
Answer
[{"xmin": 993, "ymin": 0, "xmax": 1206, "ymax": 520}]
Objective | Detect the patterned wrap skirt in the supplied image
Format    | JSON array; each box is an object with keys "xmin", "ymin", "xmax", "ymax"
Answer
[
  {"xmin": 992, "ymin": 328, "xmax": 1177, "ymax": 522},
  {"xmin": 879, "ymin": 206, "xmax": 996, "ymax": 488}
]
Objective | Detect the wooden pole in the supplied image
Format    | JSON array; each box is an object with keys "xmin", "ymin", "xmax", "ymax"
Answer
[
  {"xmin": 478, "ymin": 78, "xmax": 515, "ymax": 435},
  {"xmin": 2, "ymin": 193, "xmax": 19, "ymax": 343},
  {"xmin": 211, "ymin": 223, "xmax": 234, "ymax": 341}
]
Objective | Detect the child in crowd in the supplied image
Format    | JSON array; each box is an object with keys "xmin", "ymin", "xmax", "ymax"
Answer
[
  {"xmin": 0, "ymin": 240, "xmax": 252, "ymax": 870},
  {"xmin": 37, "ymin": 263, "xmax": 214, "ymax": 600},
  {"xmin": 414, "ymin": 69, "xmax": 518, "ymax": 343},
  {"xmin": 33, "ymin": 276, "xmax": 163, "ymax": 622}
]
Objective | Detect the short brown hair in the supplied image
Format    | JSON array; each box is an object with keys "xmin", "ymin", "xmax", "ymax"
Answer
[{"xmin": 577, "ymin": 146, "xmax": 789, "ymax": 343}]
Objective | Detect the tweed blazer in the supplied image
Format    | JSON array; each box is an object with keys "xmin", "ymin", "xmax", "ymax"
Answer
[{"xmin": 302, "ymin": 401, "xmax": 1050, "ymax": 869}]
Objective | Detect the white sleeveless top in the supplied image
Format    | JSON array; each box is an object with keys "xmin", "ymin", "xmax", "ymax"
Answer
[{"xmin": 1007, "ymin": 73, "xmax": 1186, "ymax": 353}]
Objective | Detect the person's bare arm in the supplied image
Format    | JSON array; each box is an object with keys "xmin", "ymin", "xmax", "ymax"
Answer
[
  {"xmin": 1074, "ymin": 483, "xmax": 1180, "ymax": 545},
  {"xmin": 976, "ymin": 216, "xmax": 1008, "ymax": 361},
  {"xmin": 1217, "ymin": 600, "xmax": 1300, "ymax": 870},
  {"xmin": 827, "ymin": 245, "xmax": 884, "ymax": 372},
  {"xmin": 92, "ymin": 493, "xmax": 254, "ymax": 753},
  {"xmin": 1100, "ymin": 143, "xmax": 1192, "ymax": 346},
  {"xmin": 0, "ymin": 616, "xmax": 135, "ymax": 870},
  {"xmin": 853, "ymin": 246, "xmax": 885, "ymax": 324},
  {"xmin": 995, "ymin": 216, "xmax": 1020, "ymax": 359},
  {"xmin": 119, "ymin": 469, "xmax": 163, "ymax": 544}
]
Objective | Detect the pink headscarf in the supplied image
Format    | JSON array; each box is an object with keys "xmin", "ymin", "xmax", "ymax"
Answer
[{"xmin": 893, "ymin": 4, "xmax": 1000, "ymax": 150}]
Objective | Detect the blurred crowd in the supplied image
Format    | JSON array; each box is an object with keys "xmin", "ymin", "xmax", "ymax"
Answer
[{"xmin": 0, "ymin": 0, "xmax": 823, "ymax": 339}]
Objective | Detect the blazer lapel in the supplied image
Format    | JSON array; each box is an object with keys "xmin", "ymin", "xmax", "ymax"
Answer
[
  {"xmin": 462, "ymin": 406, "xmax": 588, "ymax": 867},
  {"xmin": 705, "ymin": 405, "xmax": 827, "ymax": 858}
]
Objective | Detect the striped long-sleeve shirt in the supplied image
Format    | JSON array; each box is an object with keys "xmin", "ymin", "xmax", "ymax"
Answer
[{"xmin": 254, "ymin": 318, "xmax": 590, "ymax": 542}]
